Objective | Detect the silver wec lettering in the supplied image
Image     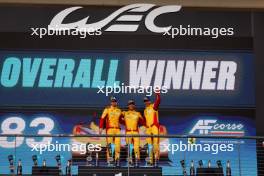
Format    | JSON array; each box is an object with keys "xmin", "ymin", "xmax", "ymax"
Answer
[{"xmin": 49, "ymin": 4, "xmax": 181, "ymax": 33}]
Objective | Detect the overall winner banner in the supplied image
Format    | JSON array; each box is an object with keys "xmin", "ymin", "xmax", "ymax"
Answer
[{"xmin": 0, "ymin": 50, "xmax": 255, "ymax": 107}]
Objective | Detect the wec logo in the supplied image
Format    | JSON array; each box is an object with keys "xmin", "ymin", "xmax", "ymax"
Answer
[
  {"xmin": 190, "ymin": 120, "xmax": 244, "ymax": 135},
  {"xmin": 48, "ymin": 4, "xmax": 181, "ymax": 33}
]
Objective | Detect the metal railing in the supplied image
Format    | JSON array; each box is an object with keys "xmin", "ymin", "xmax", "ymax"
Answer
[{"xmin": 0, "ymin": 134, "xmax": 263, "ymax": 175}]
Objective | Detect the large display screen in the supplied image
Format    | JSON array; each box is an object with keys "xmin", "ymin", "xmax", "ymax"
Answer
[
  {"xmin": 0, "ymin": 50, "xmax": 254, "ymax": 107},
  {"xmin": 0, "ymin": 49, "xmax": 256, "ymax": 175}
]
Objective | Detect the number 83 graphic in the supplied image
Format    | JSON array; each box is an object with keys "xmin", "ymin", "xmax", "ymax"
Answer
[{"xmin": 0, "ymin": 117, "xmax": 54, "ymax": 148}]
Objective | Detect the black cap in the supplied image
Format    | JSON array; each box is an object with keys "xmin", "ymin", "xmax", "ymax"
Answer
[
  {"xmin": 143, "ymin": 96, "xmax": 150, "ymax": 102},
  {"xmin": 110, "ymin": 96, "xmax": 117, "ymax": 102},
  {"xmin": 128, "ymin": 99, "xmax": 135, "ymax": 105}
]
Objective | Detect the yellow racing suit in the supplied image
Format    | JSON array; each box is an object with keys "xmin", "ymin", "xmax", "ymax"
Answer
[
  {"xmin": 122, "ymin": 110, "xmax": 144, "ymax": 160},
  {"xmin": 144, "ymin": 93, "xmax": 161, "ymax": 163},
  {"xmin": 99, "ymin": 106, "xmax": 122, "ymax": 161}
]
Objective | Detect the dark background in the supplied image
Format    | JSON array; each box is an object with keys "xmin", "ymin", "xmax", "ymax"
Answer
[
  {"xmin": 0, "ymin": 5, "xmax": 263, "ymax": 135},
  {"xmin": 254, "ymin": 13, "xmax": 264, "ymax": 136}
]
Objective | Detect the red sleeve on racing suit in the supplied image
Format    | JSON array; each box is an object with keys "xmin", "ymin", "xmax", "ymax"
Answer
[
  {"xmin": 153, "ymin": 92, "xmax": 160, "ymax": 127},
  {"xmin": 119, "ymin": 113, "xmax": 125, "ymax": 126},
  {"xmin": 153, "ymin": 114, "xmax": 159, "ymax": 127},
  {"xmin": 99, "ymin": 108, "xmax": 108, "ymax": 129},
  {"xmin": 99, "ymin": 115, "xmax": 107, "ymax": 129},
  {"xmin": 75, "ymin": 125, "xmax": 81, "ymax": 133},
  {"xmin": 139, "ymin": 113, "xmax": 146, "ymax": 126},
  {"xmin": 153, "ymin": 92, "xmax": 160, "ymax": 111}
]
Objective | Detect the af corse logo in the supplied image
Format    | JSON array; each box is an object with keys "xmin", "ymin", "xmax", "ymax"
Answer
[{"xmin": 190, "ymin": 120, "xmax": 244, "ymax": 136}]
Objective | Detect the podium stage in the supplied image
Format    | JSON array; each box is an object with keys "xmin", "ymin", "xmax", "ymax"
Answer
[
  {"xmin": 32, "ymin": 166, "xmax": 60, "ymax": 175},
  {"xmin": 78, "ymin": 166, "xmax": 162, "ymax": 176}
]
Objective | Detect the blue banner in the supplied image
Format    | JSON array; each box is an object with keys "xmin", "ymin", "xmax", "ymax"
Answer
[
  {"xmin": 0, "ymin": 50, "xmax": 255, "ymax": 107},
  {"xmin": 0, "ymin": 109, "xmax": 257, "ymax": 175}
]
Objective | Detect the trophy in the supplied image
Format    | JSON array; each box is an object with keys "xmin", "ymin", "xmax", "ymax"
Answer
[
  {"xmin": 128, "ymin": 144, "xmax": 134, "ymax": 165},
  {"xmin": 115, "ymin": 154, "xmax": 120, "ymax": 167},
  {"xmin": 32, "ymin": 155, "xmax": 38, "ymax": 166},
  {"xmin": 154, "ymin": 152, "xmax": 159, "ymax": 168},
  {"xmin": 190, "ymin": 160, "xmax": 195, "ymax": 176},
  {"xmin": 180, "ymin": 160, "xmax": 187, "ymax": 176},
  {"xmin": 198, "ymin": 160, "xmax": 203, "ymax": 168},
  {"xmin": 8, "ymin": 155, "xmax": 14, "ymax": 174},
  {"xmin": 42, "ymin": 159, "xmax": 46, "ymax": 167},
  {"xmin": 17, "ymin": 159, "xmax": 22, "ymax": 175},
  {"xmin": 144, "ymin": 144, "xmax": 153, "ymax": 166},
  {"xmin": 86, "ymin": 153, "xmax": 93, "ymax": 166},
  {"xmin": 66, "ymin": 160, "xmax": 72, "ymax": 176},
  {"xmin": 226, "ymin": 160, "xmax": 231, "ymax": 176},
  {"xmin": 55, "ymin": 155, "xmax": 62, "ymax": 175},
  {"xmin": 95, "ymin": 152, "xmax": 99, "ymax": 167},
  {"xmin": 127, "ymin": 143, "xmax": 134, "ymax": 166},
  {"xmin": 217, "ymin": 160, "xmax": 222, "ymax": 168},
  {"xmin": 134, "ymin": 148, "xmax": 139, "ymax": 168},
  {"xmin": 107, "ymin": 143, "xmax": 115, "ymax": 166},
  {"xmin": 208, "ymin": 160, "xmax": 211, "ymax": 168},
  {"xmin": 86, "ymin": 143, "xmax": 93, "ymax": 166}
]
